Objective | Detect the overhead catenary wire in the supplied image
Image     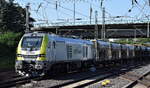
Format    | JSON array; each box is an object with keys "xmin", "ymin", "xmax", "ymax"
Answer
[
  {"xmin": 30, "ymin": 2, "xmax": 76, "ymax": 26},
  {"xmin": 86, "ymin": 0, "xmax": 113, "ymax": 19},
  {"xmin": 108, "ymin": 0, "xmax": 150, "ymax": 23},
  {"xmin": 19, "ymin": 0, "xmax": 149, "ymax": 26},
  {"xmin": 131, "ymin": 0, "xmax": 150, "ymax": 38},
  {"xmin": 20, "ymin": 0, "xmax": 91, "ymax": 25},
  {"xmin": 43, "ymin": 0, "xmax": 89, "ymax": 18},
  {"xmin": 134, "ymin": 0, "xmax": 149, "ymax": 20},
  {"xmin": 47, "ymin": 0, "xmax": 112, "ymax": 19},
  {"xmin": 35, "ymin": 3, "xmax": 73, "ymax": 18}
]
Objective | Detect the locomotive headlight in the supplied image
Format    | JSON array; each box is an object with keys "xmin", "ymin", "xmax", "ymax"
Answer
[
  {"xmin": 35, "ymin": 62, "xmax": 44, "ymax": 70},
  {"xmin": 38, "ymin": 54, "xmax": 46, "ymax": 57},
  {"xmin": 17, "ymin": 54, "xmax": 22, "ymax": 57}
]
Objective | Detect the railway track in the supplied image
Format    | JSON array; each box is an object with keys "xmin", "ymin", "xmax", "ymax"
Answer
[
  {"xmin": 61, "ymin": 73, "xmax": 113, "ymax": 88},
  {"xmin": 0, "ymin": 76, "xmax": 41, "ymax": 88},
  {"xmin": 0, "ymin": 62, "xmax": 148, "ymax": 88},
  {"xmin": 122, "ymin": 70, "xmax": 150, "ymax": 88},
  {"xmin": 49, "ymin": 64, "xmax": 141, "ymax": 88},
  {"xmin": 83, "ymin": 62, "xmax": 150, "ymax": 88}
]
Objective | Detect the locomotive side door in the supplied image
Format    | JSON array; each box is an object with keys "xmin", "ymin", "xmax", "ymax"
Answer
[
  {"xmin": 83, "ymin": 44, "xmax": 88, "ymax": 60},
  {"xmin": 55, "ymin": 41, "xmax": 67, "ymax": 61}
]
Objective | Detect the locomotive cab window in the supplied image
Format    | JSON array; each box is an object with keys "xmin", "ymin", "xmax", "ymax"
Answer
[{"xmin": 21, "ymin": 37, "xmax": 43, "ymax": 49}]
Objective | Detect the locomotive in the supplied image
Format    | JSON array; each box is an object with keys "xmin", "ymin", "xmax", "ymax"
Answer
[{"xmin": 15, "ymin": 32, "xmax": 150, "ymax": 76}]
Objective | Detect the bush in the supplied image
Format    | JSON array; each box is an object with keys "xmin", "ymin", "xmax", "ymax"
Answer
[
  {"xmin": 0, "ymin": 32, "xmax": 23, "ymax": 69},
  {"xmin": 0, "ymin": 32, "xmax": 22, "ymax": 46},
  {"xmin": 0, "ymin": 32, "xmax": 22, "ymax": 55}
]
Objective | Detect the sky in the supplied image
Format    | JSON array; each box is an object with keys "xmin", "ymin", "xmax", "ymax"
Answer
[{"xmin": 14, "ymin": 0, "xmax": 150, "ymax": 26}]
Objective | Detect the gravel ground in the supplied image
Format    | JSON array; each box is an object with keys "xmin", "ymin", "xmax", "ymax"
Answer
[
  {"xmin": 18, "ymin": 69, "xmax": 110, "ymax": 88},
  {"xmin": 85, "ymin": 77, "xmax": 131, "ymax": 88},
  {"xmin": 145, "ymin": 74, "xmax": 150, "ymax": 79},
  {"xmin": 129, "ymin": 64, "xmax": 150, "ymax": 76},
  {"xmin": 86, "ymin": 63, "xmax": 150, "ymax": 88},
  {"xmin": 17, "ymin": 65, "xmax": 131, "ymax": 88},
  {"xmin": 16, "ymin": 63, "xmax": 150, "ymax": 88}
]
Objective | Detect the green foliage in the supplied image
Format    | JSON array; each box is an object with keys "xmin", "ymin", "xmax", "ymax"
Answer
[
  {"xmin": 114, "ymin": 38, "xmax": 150, "ymax": 45},
  {"xmin": 0, "ymin": 32, "xmax": 22, "ymax": 56},
  {"xmin": 0, "ymin": 32, "xmax": 22, "ymax": 69},
  {"xmin": 0, "ymin": 32, "xmax": 22, "ymax": 46},
  {"xmin": 0, "ymin": 0, "xmax": 28, "ymax": 69},
  {"xmin": 0, "ymin": 32, "xmax": 21, "ymax": 46},
  {"xmin": 0, "ymin": 0, "xmax": 26, "ymax": 32},
  {"xmin": 137, "ymin": 38, "xmax": 150, "ymax": 44},
  {"xmin": 115, "ymin": 39, "xmax": 134, "ymax": 44}
]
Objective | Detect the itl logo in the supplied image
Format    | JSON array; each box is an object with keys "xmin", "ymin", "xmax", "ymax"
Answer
[
  {"xmin": 26, "ymin": 51, "xmax": 35, "ymax": 55},
  {"xmin": 27, "ymin": 48, "xmax": 31, "ymax": 51}
]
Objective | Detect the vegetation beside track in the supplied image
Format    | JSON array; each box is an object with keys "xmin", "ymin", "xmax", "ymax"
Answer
[
  {"xmin": 0, "ymin": 32, "xmax": 22, "ymax": 69},
  {"xmin": 0, "ymin": 0, "xmax": 26, "ymax": 69},
  {"xmin": 114, "ymin": 38, "xmax": 150, "ymax": 45}
]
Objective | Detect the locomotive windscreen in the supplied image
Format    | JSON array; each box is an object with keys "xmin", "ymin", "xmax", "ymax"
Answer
[{"xmin": 21, "ymin": 37, "xmax": 43, "ymax": 49}]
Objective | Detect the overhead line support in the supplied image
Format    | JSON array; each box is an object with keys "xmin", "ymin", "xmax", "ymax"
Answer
[
  {"xmin": 95, "ymin": 10, "xmax": 99, "ymax": 61},
  {"xmin": 73, "ymin": 0, "xmax": 75, "ymax": 25},
  {"xmin": 25, "ymin": 3, "xmax": 30, "ymax": 33},
  {"xmin": 147, "ymin": 21, "xmax": 149, "ymax": 38},
  {"xmin": 101, "ymin": 7, "xmax": 106, "ymax": 40}
]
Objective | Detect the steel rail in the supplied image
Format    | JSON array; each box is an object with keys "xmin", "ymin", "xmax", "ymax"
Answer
[
  {"xmin": 0, "ymin": 76, "xmax": 41, "ymax": 88},
  {"xmin": 122, "ymin": 70, "xmax": 150, "ymax": 88},
  {"xmin": 52, "ymin": 64, "xmax": 140, "ymax": 88}
]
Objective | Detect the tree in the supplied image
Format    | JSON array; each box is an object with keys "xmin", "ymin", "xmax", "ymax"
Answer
[{"xmin": 0, "ymin": 0, "xmax": 26, "ymax": 32}]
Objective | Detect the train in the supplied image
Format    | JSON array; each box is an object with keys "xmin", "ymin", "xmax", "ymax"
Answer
[{"xmin": 15, "ymin": 32, "xmax": 150, "ymax": 76}]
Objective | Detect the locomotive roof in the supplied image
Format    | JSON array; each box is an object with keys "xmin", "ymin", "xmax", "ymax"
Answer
[
  {"xmin": 111, "ymin": 43, "xmax": 120, "ymax": 46},
  {"xmin": 48, "ymin": 34, "xmax": 93, "ymax": 45},
  {"xmin": 121, "ymin": 44, "xmax": 128, "ymax": 49},
  {"xmin": 111, "ymin": 43, "xmax": 121, "ymax": 49},
  {"xmin": 23, "ymin": 33, "xmax": 93, "ymax": 45},
  {"xmin": 23, "ymin": 32, "xmax": 46, "ymax": 37},
  {"xmin": 97, "ymin": 41, "xmax": 110, "ymax": 45}
]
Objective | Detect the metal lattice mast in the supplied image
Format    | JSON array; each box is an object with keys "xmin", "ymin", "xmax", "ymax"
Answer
[
  {"xmin": 95, "ymin": 11, "xmax": 98, "ymax": 39},
  {"xmin": 147, "ymin": 19, "xmax": 149, "ymax": 38},
  {"xmin": 73, "ymin": 0, "xmax": 75, "ymax": 24},
  {"xmin": 25, "ymin": 3, "xmax": 30, "ymax": 33},
  {"xmin": 95, "ymin": 11, "xmax": 99, "ymax": 61},
  {"xmin": 101, "ymin": 7, "xmax": 106, "ymax": 40}
]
